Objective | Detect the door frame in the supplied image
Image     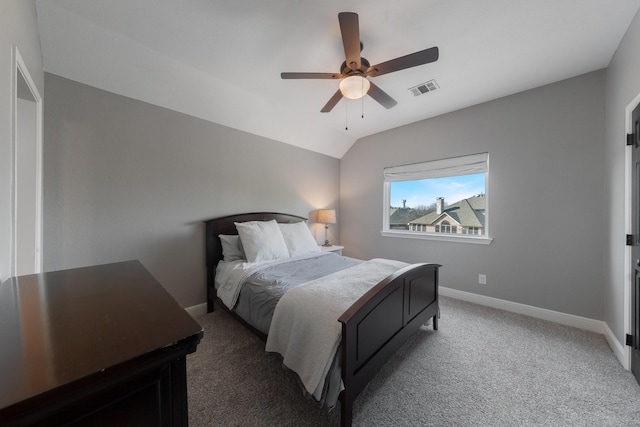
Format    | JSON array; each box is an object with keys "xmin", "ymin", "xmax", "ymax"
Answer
[
  {"xmin": 624, "ymin": 92, "xmax": 640, "ymax": 371},
  {"xmin": 10, "ymin": 45, "xmax": 43, "ymax": 276}
]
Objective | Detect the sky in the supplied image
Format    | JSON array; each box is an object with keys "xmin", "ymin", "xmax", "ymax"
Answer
[{"xmin": 390, "ymin": 173, "xmax": 485, "ymax": 208}]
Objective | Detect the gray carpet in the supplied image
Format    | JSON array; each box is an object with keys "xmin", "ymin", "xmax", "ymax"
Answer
[{"xmin": 187, "ymin": 297, "xmax": 640, "ymax": 426}]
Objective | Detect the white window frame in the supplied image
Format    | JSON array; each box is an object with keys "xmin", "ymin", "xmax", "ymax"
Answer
[{"xmin": 381, "ymin": 152, "xmax": 493, "ymax": 244}]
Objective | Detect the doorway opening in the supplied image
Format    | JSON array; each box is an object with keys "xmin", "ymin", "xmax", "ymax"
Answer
[{"xmin": 11, "ymin": 46, "xmax": 43, "ymax": 276}]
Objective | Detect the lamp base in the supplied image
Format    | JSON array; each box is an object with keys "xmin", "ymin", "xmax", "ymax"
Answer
[{"xmin": 322, "ymin": 224, "xmax": 331, "ymax": 247}]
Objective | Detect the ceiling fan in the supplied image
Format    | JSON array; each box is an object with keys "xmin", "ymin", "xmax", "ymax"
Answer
[{"xmin": 281, "ymin": 12, "xmax": 439, "ymax": 113}]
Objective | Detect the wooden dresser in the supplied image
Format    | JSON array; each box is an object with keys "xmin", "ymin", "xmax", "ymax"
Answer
[{"xmin": 0, "ymin": 260, "xmax": 203, "ymax": 426}]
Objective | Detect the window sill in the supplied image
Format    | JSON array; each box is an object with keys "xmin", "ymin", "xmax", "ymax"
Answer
[{"xmin": 380, "ymin": 230, "xmax": 493, "ymax": 245}]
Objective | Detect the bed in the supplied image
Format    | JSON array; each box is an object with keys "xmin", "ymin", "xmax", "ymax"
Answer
[{"xmin": 204, "ymin": 212, "xmax": 440, "ymax": 427}]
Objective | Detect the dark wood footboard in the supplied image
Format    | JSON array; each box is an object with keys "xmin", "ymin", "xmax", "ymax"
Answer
[{"xmin": 338, "ymin": 262, "xmax": 440, "ymax": 427}]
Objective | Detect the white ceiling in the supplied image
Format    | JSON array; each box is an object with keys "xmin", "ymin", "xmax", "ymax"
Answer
[{"xmin": 35, "ymin": 0, "xmax": 640, "ymax": 158}]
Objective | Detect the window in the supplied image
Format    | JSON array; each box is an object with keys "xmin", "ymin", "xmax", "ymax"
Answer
[
  {"xmin": 382, "ymin": 153, "xmax": 492, "ymax": 244},
  {"xmin": 438, "ymin": 221, "xmax": 456, "ymax": 234},
  {"xmin": 465, "ymin": 227, "xmax": 481, "ymax": 235}
]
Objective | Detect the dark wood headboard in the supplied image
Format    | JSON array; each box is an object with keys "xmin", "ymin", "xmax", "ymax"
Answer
[{"xmin": 203, "ymin": 212, "xmax": 307, "ymax": 312}]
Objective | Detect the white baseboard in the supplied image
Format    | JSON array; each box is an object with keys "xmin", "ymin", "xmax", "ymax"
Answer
[
  {"xmin": 601, "ymin": 321, "xmax": 628, "ymax": 369},
  {"xmin": 185, "ymin": 302, "xmax": 207, "ymax": 317},
  {"xmin": 439, "ymin": 287, "xmax": 627, "ymax": 368}
]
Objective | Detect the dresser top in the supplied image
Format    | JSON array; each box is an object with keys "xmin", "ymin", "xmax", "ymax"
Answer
[{"xmin": 0, "ymin": 260, "xmax": 203, "ymax": 411}]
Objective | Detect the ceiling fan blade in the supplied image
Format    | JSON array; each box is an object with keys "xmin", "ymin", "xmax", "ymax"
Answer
[
  {"xmin": 338, "ymin": 12, "xmax": 361, "ymax": 71},
  {"xmin": 367, "ymin": 46, "xmax": 439, "ymax": 77},
  {"xmin": 281, "ymin": 72, "xmax": 342, "ymax": 79},
  {"xmin": 321, "ymin": 89, "xmax": 344, "ymax": 113},
  {"xmin": 367, "ymin": 81, "xmax": 397, "ymax": 109}
]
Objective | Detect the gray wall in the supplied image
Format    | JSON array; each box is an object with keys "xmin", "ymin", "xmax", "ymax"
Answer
[
  {"xmin": 341, "ymin": 70, "xmax": 605, "ymax": 320},
  {"xmin": 604, "ymin": 9, "xmax": 640, "ymax": 342},
  {"xmin": 0, "ymin": 0, "xmax": 44, "ymax": 281},
  {"xmin": 43, "ymin": 74, "xmax": 340, "ymax": 308}
]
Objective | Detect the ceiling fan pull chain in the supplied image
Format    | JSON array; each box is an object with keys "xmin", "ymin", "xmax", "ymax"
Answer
[
  {"xmin": 345, "ymin": 102, "xmax": 348, "ymax": 130},
  {"xmin": 361, "ymin": 79, "xmax": 364, "ymax": 118}
]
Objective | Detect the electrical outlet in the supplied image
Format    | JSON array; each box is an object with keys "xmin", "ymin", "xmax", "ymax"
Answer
[{"xmin": 478, "ymin": 274, "xmax": 487, "ymax": 285}]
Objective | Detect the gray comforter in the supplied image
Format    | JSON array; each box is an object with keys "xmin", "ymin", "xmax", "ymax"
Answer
[{"xmin": 234, "ymin": 252, "xmax": 362, "ymax": 334}]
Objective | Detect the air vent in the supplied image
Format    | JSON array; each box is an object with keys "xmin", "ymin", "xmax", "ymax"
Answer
[{"xmin": 408, "ymin": 80, "xmax": 439, "ymax": 96}]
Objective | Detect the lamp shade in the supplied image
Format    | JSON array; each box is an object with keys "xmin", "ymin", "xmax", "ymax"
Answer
[
  {"xmin": 339, "ymin": 76, "xmax": 370, "ymax": 100},
  {"xmin": 317, "ymin": 209, "xmax": 337, "ymax": 224}
]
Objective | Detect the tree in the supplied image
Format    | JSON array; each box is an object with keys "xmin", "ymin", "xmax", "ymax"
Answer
[{"xmin": 413, "ymin": 203, "xmax": 436, "ymax": 215}]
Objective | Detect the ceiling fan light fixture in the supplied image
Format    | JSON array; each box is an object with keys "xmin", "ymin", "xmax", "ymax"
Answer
[{"xmin": 339, "ymin": 75, "xmax": 370, "ymax": 99}]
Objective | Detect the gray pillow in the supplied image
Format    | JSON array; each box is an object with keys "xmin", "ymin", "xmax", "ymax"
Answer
[{"xmin": 219, "ymin": 234, "xmax": 245, "ymax": 262}]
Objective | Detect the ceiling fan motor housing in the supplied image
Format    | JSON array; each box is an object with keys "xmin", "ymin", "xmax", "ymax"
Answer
[{"xmin": 341, "ymin": 57, "xmax": 370, "ymax": 76}]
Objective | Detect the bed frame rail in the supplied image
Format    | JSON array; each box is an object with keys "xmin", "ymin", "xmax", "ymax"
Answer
[{"xmin": 338, "ymin": 262, "xmax": 440, "ymax": 427}]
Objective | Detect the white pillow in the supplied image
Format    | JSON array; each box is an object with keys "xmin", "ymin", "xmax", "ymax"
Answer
[
  {"xmin": 235, "ymin": 220, "xmax": 290, "ymax": 263},
  {"xmin": 278, "ymin": 222, "xmax": 321, "ymax": 257},
  {"xmin": 219, "ymin": 234, "xmax": 245, "ymax": 262}
]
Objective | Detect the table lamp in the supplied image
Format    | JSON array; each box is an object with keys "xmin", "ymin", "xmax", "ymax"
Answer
[{"xmin": 317, "ymin": 209, "xmax": 337, "ymax": 246}]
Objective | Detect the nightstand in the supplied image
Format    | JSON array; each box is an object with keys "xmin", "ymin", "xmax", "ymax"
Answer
[{"xmin": 320, "ymin": 245, "xmax": 344, "ymax": 255}]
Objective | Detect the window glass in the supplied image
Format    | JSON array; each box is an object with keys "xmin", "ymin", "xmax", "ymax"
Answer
[{"xmin": 383, "ymin": 153, "xmax": 490, "ymax": 243}]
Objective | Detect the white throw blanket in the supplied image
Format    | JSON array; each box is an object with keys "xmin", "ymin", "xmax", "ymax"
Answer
[{"xmin": 265, "ymin": 258, "xmax": 408, "ymax": 401}]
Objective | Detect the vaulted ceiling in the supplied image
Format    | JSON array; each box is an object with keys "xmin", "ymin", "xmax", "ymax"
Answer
[{"xmin": 35, "ymin": 0, "xmax": 640, "ymax": 158}]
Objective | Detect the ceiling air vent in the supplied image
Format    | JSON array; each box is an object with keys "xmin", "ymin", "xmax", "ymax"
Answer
[{"xmin": 408, "ymin": 80, "xmax": 439, "ymax": 97}]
